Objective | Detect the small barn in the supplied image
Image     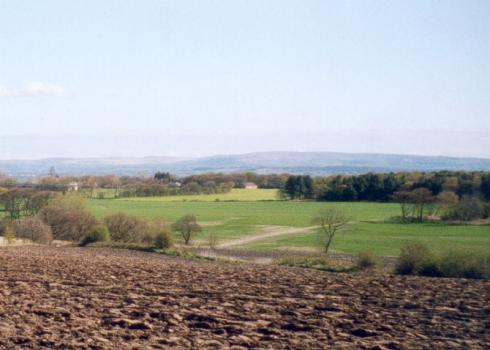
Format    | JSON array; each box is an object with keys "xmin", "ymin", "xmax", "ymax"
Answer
[{"xmin": 244, "ymin": 182, "xmax": 258, "ymax": 190}]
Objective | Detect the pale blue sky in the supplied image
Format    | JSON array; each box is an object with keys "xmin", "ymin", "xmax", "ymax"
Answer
[{"xmin": 0, "ymin": 0, "xmax": 489, "ymax": 159}]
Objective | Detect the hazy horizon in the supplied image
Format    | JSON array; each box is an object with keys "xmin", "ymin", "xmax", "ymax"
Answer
[
  {"xmin": 1, "ymin": 130, "xmax": 490, "ymax": 161},
  {"xmin": 1, "ymin": 1, "xmax": 489, "ymax": 159}
]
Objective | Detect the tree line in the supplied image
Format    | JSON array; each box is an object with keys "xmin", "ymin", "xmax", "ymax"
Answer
[
  {"xmin": 0, "ymin": 172, "xmax": 290, "ymax": 198},
  {"xmin": 283, "ymin": 171, "xmax": 490, "ymax": 202},
  {"xmin": 282, "ymin": 171, "xmax": 490, "ymax": 222}
]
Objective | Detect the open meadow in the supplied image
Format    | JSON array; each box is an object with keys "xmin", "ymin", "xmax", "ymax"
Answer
[{"xmin": 88, "ymin": 189, "xmax": 490, "ymax": 257}]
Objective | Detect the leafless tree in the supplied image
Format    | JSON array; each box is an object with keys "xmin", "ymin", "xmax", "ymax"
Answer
[
  {"xmin": 207, "ymin": 232, "xmax": 219, "ymax": 250},
  {"xmin": 312, "ymin": 208, "xmax": 349, "ymax": 254}
]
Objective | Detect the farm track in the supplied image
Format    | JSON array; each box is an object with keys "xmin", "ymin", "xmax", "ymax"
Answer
[
  {"xmin": 0, "ymin": 247, "xmax": 488, "ymax": 349},
  {"xmin": 216, "ymin": 225, "xmax": 316, "ymax": 249}
]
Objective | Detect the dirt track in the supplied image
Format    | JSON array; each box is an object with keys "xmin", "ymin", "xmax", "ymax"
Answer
[
  {"xmin": 0, "ymin": 247, "xmax": 488, "ymax": 349},
  {"xmin": 215, "ymin": 226, "xmax": 314, "ymax": 249}
]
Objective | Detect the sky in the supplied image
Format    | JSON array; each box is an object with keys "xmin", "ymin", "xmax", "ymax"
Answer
[{"xmin": 0, "ymin": 0, "xmax": 489, "ymax": 159}]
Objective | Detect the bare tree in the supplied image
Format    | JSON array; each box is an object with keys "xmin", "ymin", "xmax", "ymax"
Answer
[
  {"xmin": 411, "ymin": 188, "xmax": 434, "ymax": 221},
  {"xmin": 392, "ymin": 191, "xmax": 414, "ymax": 222},
  {"xmin": 207, "ymin": 232, "xmax": 219, "ymax": 250},
  {"xmin": 312, "ymin": 208, "xmax": 349, "ymax": 254},
  {"xmin": 172, "ymin": 214, "xmax": 202, "ymax": 245}
]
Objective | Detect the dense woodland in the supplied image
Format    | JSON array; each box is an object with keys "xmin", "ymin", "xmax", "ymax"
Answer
[{"xmin": 284, "ymin": 172, "xmax": 490, "ymax": 201}]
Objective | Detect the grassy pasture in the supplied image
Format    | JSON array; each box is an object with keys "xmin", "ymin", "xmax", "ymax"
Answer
[
  {"xmin": 240, "ymin": 222, "xmax": 490, "ymax": 257},
  {"xmin": 88, "ymin": 191, "xmax": 490, "ymax": 256},
  {"xmin": 117, "ymin": 189, "xmax": 280, "ymax": 202}
]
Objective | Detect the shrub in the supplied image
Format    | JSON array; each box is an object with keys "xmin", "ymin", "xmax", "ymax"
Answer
[
  {"xmin": 39, "ymin": 205, "xmax": 97, "ymax": 241},
  {"xmin": 357, "ymin": 250, "xmax": 379, "ymax": 270},
  {"xmin": 104, "ymin": 212, "xmax": 149, "ymax": 243},
  {"xmin": 436, "ymin": 250, "xmax": 489, "ymax": 279},
  {"xmin": 395, "ymin": 242, "xmax": 431, "ymax": 275},
  {"xmin": 3, "ymin": 225, "xmax": 15, "ymax": 244},
  {"xmin": 417, "ymin": 257, "xmax": 443, "ymax": 277},
  {"xmin": 0, "ymin": 218, "xmax": 10, "ymax": 236},
  {"xmin": 443, "ymin": 197, "xmax": 484, "ymax": 222},
  {"xmin": 154, "ymin": 229, "xmax": 173, "ymax": 249},
  {"xmin": 395, "ymin": 243, "xmax": 489, "ymax": 279},
  {"xmin": 12, "ymin": 217, "xmax": 53, "ymax": 244},
  {"xmin": 79, "ymin": 225, "xmax": 110, "ymax": 246}
]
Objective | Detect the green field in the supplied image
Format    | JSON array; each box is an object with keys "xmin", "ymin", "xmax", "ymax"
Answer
[
  {"xmin": 240, "ymin": 222, "xmax": 490, "ymax": 256},
  {"xmin": 88, "ymin": 189, "xmax": 490, "ymax": 257},
  {"xmin": 118, "ymin": 189, "xmax": 280, "ymax": 202}
]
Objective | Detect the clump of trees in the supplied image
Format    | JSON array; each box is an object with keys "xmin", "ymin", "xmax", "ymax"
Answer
[
  {"xmin": 392, "ymin": 189, "xmax": 459, "ymax": 222},
  {"xmin": 281, "ymin": 171, "xmax": 490, "ymax": 223},
  {"xmin": 442, "ymin": 197, "xmax": 486, "ymax": 223},
  {"xmin": 38, "ymin": 194, "xmax": 97, "ymax": 242},
  {"xmin": 391, "ymin": 189, "xmax": 487, "ymax": 223},
  {"xmin": 284, "ymin": 175, "xmax": 314, "ymax": 199},
  {"xmin": 0, "ymin": 189, "xmax": 53, "ymax": 221},
  {"xmin": 291, "ymin": 171, "xmax": 490, "ymax": 202},
  {"xmin": 12, "ymin": 217, "xmax": 53, "ymax": 244},
  {"xmin": 15, "ymin": 172, "xmax": 289, "ymax": 198},
  {"xmin": 0, "ymin": 187, "xmax": 184, "ymax": 249},
  {"xmin": 0, "ymin": 191, "xmax": 96, "ymax": 244}
]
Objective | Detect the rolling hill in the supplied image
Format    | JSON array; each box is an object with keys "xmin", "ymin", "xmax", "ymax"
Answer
[{"xmin": 1, "ymin": 151, "xmax": 490, "ymax": 178}]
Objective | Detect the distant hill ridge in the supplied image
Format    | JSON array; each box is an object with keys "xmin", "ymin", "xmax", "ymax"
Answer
[{"xmin": 1, "ymin": 151, "xmax": 490, "ymax": 177}]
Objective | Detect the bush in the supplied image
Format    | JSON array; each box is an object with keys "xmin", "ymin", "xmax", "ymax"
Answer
[
  {"xmin": 0, "ymin": 218, "xmax": 10, "ymax": 236},
  {"xmin": 395, "ymin": 242, "xmax": 431, "ymax": 275},
  {"xmin": 79, "ymin": 225, "xmax": 110, "ymax": 246},
  {"xmin": 104, "ymin": 212, "xmax": 149, "ymax": 243},
  {"xmin": 395, "ymin": 243, "xmax": 489, "ymax": 279},
  {"xmin": 3, "ymin": 225, "xmax": 15, "ymax": 244},
  {"xmin": 154, "ymin": 229, "xmax": 173, "ymax": 249},
  {"xmin": 39, "ymin": 205, "xmax": 97, "ymax": 241},
  {"xmin": 443, "ymin": 197, "xmax": 485, "ymax": 222},
  {"xmin": 357, "ymin": 250, "xmax": 379, "ymax": 270},
  {"xmin": 12, "ymin": 217, "xmax": 53, "ymax": 244},
  {"xmin": 437, "ymin": 250, "xmax": 489, "ymax": 279},
  {"xmin": 417, "ymin": 257, "xmax": 443, "ymax": 277}
]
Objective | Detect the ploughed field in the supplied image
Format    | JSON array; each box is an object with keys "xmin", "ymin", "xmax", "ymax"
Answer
[{"xmin": 0, "ymin": 247, "xmax": 488, "ymax": 349}]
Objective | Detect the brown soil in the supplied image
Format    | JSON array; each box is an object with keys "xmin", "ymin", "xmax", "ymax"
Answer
[{"xmin": 0, "ymin": 246, "xmax": 488, "ymax": 349}]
